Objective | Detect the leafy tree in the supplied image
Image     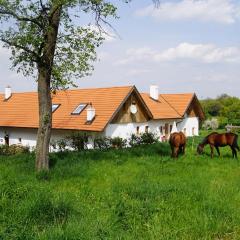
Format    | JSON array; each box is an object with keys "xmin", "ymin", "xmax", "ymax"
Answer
[
  {"xmin": 201, "ymin": 94, "xmax": 240, "ymax": 129},
  {"xmin": 0, "ymin": 0, "xmax": 124, "ymax": 171}
]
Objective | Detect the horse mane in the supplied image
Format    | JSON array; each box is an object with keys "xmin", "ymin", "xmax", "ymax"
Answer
[{"xmin": 200, "ymin": 132, "xmax": 218, "ymax": 145}]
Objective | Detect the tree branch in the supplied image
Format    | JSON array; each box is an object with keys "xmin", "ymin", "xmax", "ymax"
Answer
[
  {"xmin": 0, "ymin": 9, "xmax": 43, "ymax": 28},
  {"xmin": 1, "ymin": 38, "xmax": 40, "ymax": 62}
]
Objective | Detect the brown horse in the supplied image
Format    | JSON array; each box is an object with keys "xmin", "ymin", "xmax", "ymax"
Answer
[
  {"xmin": 169, "ymin": 132, "xmax": 187, "ymax": 158},
  {"xmin": 197, "ymin": 132, "xmax": 240, "ymax": 158}
]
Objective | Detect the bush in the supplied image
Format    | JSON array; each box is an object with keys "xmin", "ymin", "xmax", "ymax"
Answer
[
  {"xmin": 94, "ymin": 136, "xmax": 111, "ymax": 150},
  {"xmin": 0, "ymin": 144, "xmax": 29, "ymax": 155},
  {"xmin": 128, "ymin": 134, "xmax": 142, "ymax": 147},
  {"xmin": 202, "ymin": 118, "xmax": 219, "ymax": 130},
  {"xmin": 56, "ymin": 139, "xmax": 69, "ymax": 152},
  {"xmin": 67, "ymin": 133, "xmax": 88, "ymax": 151},
  {"xmin": 128, "ymin": 132, "xmax": 158, "ymax": 147},
  {"xmin": 140, "ymin": 132, "xmax": 159, "ymax": 145},
  {"xmin": 110, "ymin": 137, "xmax": 127, "ymax": 149}
]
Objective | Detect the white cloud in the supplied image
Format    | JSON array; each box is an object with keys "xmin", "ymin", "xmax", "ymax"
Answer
[
  {"xmin": 116, "ymin": 47, "xmax": 156, "ymax": 65},
  {"xmin": 155, "ymin": 43, "xmax": 240, "ymax": 63},
  {"xmin": 128, "ymin": 68, "xmax": 151, "ymax": 76},
  {"xmin": 136, "ymin": 0, "xmax": 240, "ymax": 24},
  {"xmin": 117, "ymin": 43, "xmax": 240, "ymax": 64},
  {"xmin": 85, "ymin": 25, "xmax": 117, "ymax": 42}
]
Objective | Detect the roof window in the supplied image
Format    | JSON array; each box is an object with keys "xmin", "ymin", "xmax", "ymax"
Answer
[
  {"xmin": 72, "ymin": 103, "xmax": 87, "ymax": 115},
  {"xmin": 52, "ymin": 104, "xmax": 60, "ymax": 113}
]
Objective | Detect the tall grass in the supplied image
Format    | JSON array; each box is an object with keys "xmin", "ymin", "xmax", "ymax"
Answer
[{"xmin": 0, "ymin": 135, "xmax": 240, "ymax": 239}]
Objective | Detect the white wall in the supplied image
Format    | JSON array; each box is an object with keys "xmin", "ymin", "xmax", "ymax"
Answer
[
  {"xmin": 0, "ymin": 127, "xmax": 37, "ymax": 150},
  {"xmin": 177, "ymin": 117, "xmax": 199, "ymax": 137},
  {"xmin": 104, "ymin": 119, "xmax": 186, "ymax": 141},
  {"xmin": 0, "ymin": 127, "xmax": 100, "ymax": 151},
  {"xmin": 0, "ymin": 116, "xmax": 199, "ymax": 150}
]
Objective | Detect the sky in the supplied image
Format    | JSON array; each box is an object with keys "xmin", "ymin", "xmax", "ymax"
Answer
[{"xmin": 0, "ymin": 0, "xmax": 239, "ymax": 99}]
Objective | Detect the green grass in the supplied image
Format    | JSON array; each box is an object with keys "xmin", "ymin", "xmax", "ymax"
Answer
[{"xmin": 0, "ymin": 134, "xmax": 240, "ymax": 239}]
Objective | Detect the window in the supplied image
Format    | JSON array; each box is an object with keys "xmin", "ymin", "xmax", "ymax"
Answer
[
  {"xmin": 136, "ymin": 126, "xmax": 140, "ymax": 135},
  {"xmin": 18, "ymin": 138, "xmax": 22, "ymax": 143},
  {"xmin": 145, "ymin": 126, "xmax": 149, "ymax": 133},
  {"xmin": 192, "ymin": 127, "xmax": 195, "ymax": 136},
  {"xmin": 72, "ymin": 103, "xmax": 87, "ymax": 115},
  {"xmin": 170, "ymin": 125, "xmax": 173, "ymax": 132},
  {"xmin": 52, "ymin": 104, "xmax": 60, "ymax": 113},
  {"xmin": 183, "ymin": 128, "xmax": 187, "ymax": 135},
  {"xmin": 159, "ymin": 126, "xmax": 163, "ymax": 135}
]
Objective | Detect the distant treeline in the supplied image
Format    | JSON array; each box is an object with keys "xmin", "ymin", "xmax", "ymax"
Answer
[{"xmin": 200, "ymin": 94, "xmax": 240, "ymax": 128}]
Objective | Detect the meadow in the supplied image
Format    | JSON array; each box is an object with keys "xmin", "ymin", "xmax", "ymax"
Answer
[{"xmin": 1, "ymin": 134, "xmax": 240, "ymax": 239}]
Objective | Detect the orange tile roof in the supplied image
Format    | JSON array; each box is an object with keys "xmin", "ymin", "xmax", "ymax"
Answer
[
  {"xmin": 0, "ymin": 86, "xmax": 196, "ymax": 131},
  {"xmin": 161, "ymin": 93, "xmax": 194, "ymax": 116},
  {"xmin": 141, "ymin": 93, "xmax": 195, "ymax": 119},
  {"xmin": 0, "ymin": 86, "xmax": 135, "ymax": 131}
]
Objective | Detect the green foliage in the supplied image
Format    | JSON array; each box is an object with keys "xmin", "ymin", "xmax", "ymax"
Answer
[
  {"xmin": 94, "ymin": 136, "xmax": 111, "ymax": 150},
  {"xmin": 140, "ymin": 132, "xmax": 159, "ymax": 144},
  {"xmin": 0, "ymin": 144, "xmax": 29, "ymax": 155},
  {"xmin": 67, "ymin": 132, "xmax": 88, "ymax": 151},
  {"xmin": 110, "ymin": 137, "xmax": 127, "ymax": 149},
  {"xmin": 128, "ymin": 133, "xmax": 142, "ymax": 147},
  {"xmin": 0, "ymin": 0, "xmax": 122, "ymax": 89},
  {"xmin": 201, "ymin": 94, "xmax": 240, "ymax": 128}
]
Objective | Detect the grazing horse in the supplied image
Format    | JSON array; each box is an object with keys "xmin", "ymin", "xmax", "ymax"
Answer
[
  {"xmin": 197, "ymin": 132, "xmax": 240, "ymax": 158},
  {"xmin": 169, "ymin": 132, "xmax": 187, "ymax": 158}
]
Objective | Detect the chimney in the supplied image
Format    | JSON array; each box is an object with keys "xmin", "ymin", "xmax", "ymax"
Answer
[
  {"xmin": 87, "ymin": 103, "xmax": 95, "ymax": 122},
  {"xmin": 5, "ymin": 86, "xmax": 12, "ymax": 100},
  {"xmin": 150, "ymin": 85, "xmax": 159, "ymax": 101}
]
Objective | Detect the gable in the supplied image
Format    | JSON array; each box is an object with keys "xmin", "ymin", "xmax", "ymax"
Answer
[
  {"xmin": 186, "ymin": 95, "xmax": 205, "ymax": 121},
  {"xmin": 111, "ymin": 90, "xmax": 151, "ymax": 124}
]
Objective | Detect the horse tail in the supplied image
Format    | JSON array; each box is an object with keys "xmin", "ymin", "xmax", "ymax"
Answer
[{"xmin": 233, "ymin": 134, "xmax": 240, "ymax": 151}]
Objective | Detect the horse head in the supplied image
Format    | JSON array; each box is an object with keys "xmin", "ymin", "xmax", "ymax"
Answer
[{"xmin": 197, "ymin": 144, "xmax": 204, "ymax": 154}]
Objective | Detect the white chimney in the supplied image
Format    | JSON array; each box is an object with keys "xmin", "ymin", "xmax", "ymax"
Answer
[
  {"xmin": 87, "ymin": 103, "xmax": 95, "ymax": 122},
  {"xmin": 5, "ymin": 86, "xmax": 12, "ymax": 100},
  {"xmin": 150, "ymin": 85, "xmax": 159, "ymax": 101}
]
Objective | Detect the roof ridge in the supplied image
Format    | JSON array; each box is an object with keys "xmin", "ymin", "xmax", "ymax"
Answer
[
  {"xmin": 160, "ymin": 95, "xmax": 182, "ymax": 117},
  {"xmin": 3, "ymin": 85, "xmax": 135, "ymax": 95}
]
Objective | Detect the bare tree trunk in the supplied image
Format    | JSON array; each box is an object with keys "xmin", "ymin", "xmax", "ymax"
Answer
[
  {"xmin": 36, "ymin": 67, "xmax": 52, "ymax": 171},
  {"xmin": 35, "ymin": 4, "xmax": 62, "ymax": 171}
]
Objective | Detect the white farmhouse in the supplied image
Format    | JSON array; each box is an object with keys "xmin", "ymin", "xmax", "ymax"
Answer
[{"xmin": 0, "ymin": 85, "xmax": 204, "ymax": 149}]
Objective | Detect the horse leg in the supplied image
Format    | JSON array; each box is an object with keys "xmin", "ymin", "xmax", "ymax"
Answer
[
  {"xmin": 174, "ymin": 147, "xmax": 178, "ymax": 158},
  {"xmin": 215, "ymin": 146, "xmax": 220, "ymax": 157},
  {"xmin": 182, "ymin": 144, "xmax": 186, "ymax": 155},
  {"xmin": 230, "ymin": 146, "xmax": 236, "ymax": 158},
  {"xmin": 210, "ymin": 144, "xmax": 214, "ymax": 158},
  {"xmin": 171, "ymin": 146, "xmax": 174, "ymax": 158}
]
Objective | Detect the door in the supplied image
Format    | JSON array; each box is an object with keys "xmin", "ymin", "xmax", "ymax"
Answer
[
  {"xmin": 165, "ymin": 123, "xmax": 169, "ymax": 138},
  {"xmin": 4, "ymin": 134, "xmax": 9, "ymax": 146}
]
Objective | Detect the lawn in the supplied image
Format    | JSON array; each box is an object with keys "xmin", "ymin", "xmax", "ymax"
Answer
[{"xmin": 0, "ymin": 135, "xmax": 240, "ymax": 239}]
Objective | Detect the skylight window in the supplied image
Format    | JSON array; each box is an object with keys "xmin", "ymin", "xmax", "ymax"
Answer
[
  {"xmin": 72, "ymin": 103, "xmax": 87, "ymax": 115},
  {"xmin": 52, "ymin": 104, "xmax": 60, "ymax": 113}
]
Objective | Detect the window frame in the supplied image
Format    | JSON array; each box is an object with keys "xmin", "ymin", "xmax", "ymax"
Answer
[
  {"xmin": 71, "ymin": 103, "xmax": 88, "ymax": 115},
  {"xmin": 52, "ymin": 104, "xmax": 60, "ymax": 113}
]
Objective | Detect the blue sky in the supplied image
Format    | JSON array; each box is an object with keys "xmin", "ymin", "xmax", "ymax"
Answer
[{"xmin": 0, "ymin": 0, "xmax": 239, "ymax": 98}]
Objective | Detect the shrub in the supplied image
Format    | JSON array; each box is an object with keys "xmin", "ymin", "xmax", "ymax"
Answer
[
  {"xmin": 56, "ymin": 139, "xmax": 69, "ymax": 152},
  {"xmin": 67, "ymin": 133, "xmax": 88, "ymax": 151},
  {"xmin": 94, "ymin": 136, "xmax": 111, "ymax": 150},
  {"xmin": 0, "ymin": 144, "xmax": 10, "ymax": 155},
  {"xmin": 140, "ymin": 132, "xmax": 158, "ymax": 145},
  {"xmin": 128, "ymin": 134, "xmax": 142, "ymax": 147},
  {"xmin": 202, "ymin": 118, "xmax": 219, "ymax": 130},
  {"xmin": 0, "ymin": 144, "xmax": 29, "ymax": 155},
  {"xmin": 111, "ymin": 137, "xmax": 127, "ymax": 149}
]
